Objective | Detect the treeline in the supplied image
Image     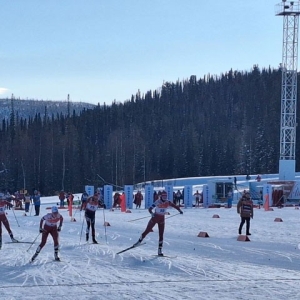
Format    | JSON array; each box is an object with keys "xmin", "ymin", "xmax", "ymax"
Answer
[
  {"xmin": 0, "ymin": 97, "xmax": 95, "ymax": 121},
  {"xmin": 0, "ymin": 66, "xmax": 293, "ymax": 195}
]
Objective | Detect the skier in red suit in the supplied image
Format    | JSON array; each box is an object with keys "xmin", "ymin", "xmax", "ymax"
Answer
[
  {"xmin": 133, "ymin": 191, "xmax": 183, "ymax": 256},
  {"xmin": 30, "ymin": 206, "xmax": 63, "ymax": 262},
  {"xmin": 0, "ymin": 193, "xmax": 18, "ymax": 248}
]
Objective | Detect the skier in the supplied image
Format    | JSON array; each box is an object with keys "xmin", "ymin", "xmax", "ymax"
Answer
[
  {"xmin": 82, "ymin": 193, "xmax": 99, "ymax": 244},
  {"xmin": 0, "ymin": 193, "xmax": 18, "ymax": 248},
  {"xmin": 237, "ymin": 192, "xmax": 253, "ymax": 235},
  {"xmin": 133, "ymin": 191, "xmax": 183, "ymax": 256},
  {"xmin": 30, "ymin": 206, "xmax": 63, "ymax": 262},
  {"xmin": 80, "ymin": 191, "xmax": 89, "ymax": 211}
]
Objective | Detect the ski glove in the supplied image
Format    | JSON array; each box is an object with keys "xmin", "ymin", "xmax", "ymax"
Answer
[
  {"xmin": 57, "ymin": 226, "xmax": 62, "ymax": 232},
  {"xmin": 39, "ymin": 228, "xmax": 45, "ymax": 233},
  {"xmin": 150, "ymin": 212, "xmax": 155, "ymax": 218}
]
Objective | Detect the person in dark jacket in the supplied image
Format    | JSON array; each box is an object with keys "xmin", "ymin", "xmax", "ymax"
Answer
[
  {"xmin": 134, "ymin": 191, "xmax": 143, "ymax": 209},
  {"xmin": 237, "ymin": 192, "xmax": 253, "ymax": 235},
  {"xmin": 31, "ymin": 190, "xmax": 41, "ymax": 216}
]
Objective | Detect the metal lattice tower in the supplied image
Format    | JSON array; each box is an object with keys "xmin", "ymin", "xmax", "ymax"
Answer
[{"xmin": 276, "ymin": 1, "xmax": 300, "ymax": 180}]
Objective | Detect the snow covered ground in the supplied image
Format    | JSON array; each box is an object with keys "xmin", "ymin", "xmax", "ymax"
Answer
[{"xmin": 1, "ymin": 195, "xmax": 300, "ymax": 300}]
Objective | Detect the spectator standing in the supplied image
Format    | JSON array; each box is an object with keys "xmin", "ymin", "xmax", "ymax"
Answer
[
  {"xmin": 181, "ymin": 189, "xmax": 185, "ymax": 205},
  {"xmin": 134, "ymin": 191, "xmax": 143, "ymax": 209},
  {"xmin": 227, "ymin": 189, "xmax": 233, "ymax": 208},
  {"xmin": 237, "ymin": 192, "xmax": 253, "ymax": 236},
  {"xmin": 174, "ymin": 190, "xmax": 182, "ymax": 205},
  {"xmin": 58, "ymin": 190, "xmax": 66, "ymax": 207},
  {"xmin": 113, "ymin": 192, "xmax": 121, "ymax": 208},
  {"xmin": 24, "ymin": 192, "xmax": 31, "ymax": 213},
  {"xmin": 194, "ymin": 190, "xmax": 202, "ymax": 207},
  {"xmin": 31, "ymin": 190, "xmax": 41, "ymax": 216}
]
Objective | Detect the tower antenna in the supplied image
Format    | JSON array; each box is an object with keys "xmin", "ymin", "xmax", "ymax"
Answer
[{"xmin": 276, "ymin": 1, "xmax": 300, "ymax": 180}]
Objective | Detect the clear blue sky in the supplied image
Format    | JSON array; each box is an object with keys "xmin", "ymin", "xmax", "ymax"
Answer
[{"xmin": 0, "ymin": 1, "xmax": 284, "ymax": 105}]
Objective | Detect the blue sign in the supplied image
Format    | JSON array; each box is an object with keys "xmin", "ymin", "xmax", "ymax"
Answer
[
  {"xmin": 85, "ymin": 185, "xmax": 94, "ymax": 196},
  {"xmin": 165, "ymin": 185, "xmax": 173, "ymax": 201},
  {"xmin": 184, "ymin": 185, "xmax": 193, "ymax": 208},
  {"xmin": 202, "ymin": 184, "xmax": 211, "ymax": 208},
  {"xmin": 144, "ymin": 185, "xmax": 154, "ymax": 208},
  {"xmin": 104, "ymin": 185, "xmax": 113, "ymax": 209},
  {"xmin": 124, "ymin": 185, "xmax": 133, "ymax": 209}
]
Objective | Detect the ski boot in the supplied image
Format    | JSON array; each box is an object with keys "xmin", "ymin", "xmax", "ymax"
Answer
[
  {"xmin": 133, "ymin": 235, "xmax": 143, "ymax": 247},
  {"xmin": 92, "ymin": 236, "xmax": 98, "ymax": 244},
  {"xmin": 30, "ymin": 247, "xmax": 41, "ymax": 263},
  {"xmin": 10, "ymin": 234, "xmax": 18, "ymax": 243},
  {"xmin": 54, "ymin": 254, "xmax": 60, "ymax": 261},
  {"xmin": 158, "ymin": 247, "xmax": 164, "ymax": 256},
  {"xmin": 54, "ymin": 247, "xmax": 60, "ymax": 261},
  {"xmin": 86, "ymin": 233, "xmax": 89, "ymax": 242}
]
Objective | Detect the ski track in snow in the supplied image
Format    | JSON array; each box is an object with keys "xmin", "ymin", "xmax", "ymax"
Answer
[{"xmin": 1, "ymin": 204, "xmax": 300, "ymax": 299}]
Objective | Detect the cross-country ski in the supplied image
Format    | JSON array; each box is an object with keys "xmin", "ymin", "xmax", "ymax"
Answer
[
  {"xmin": 151, "ymin": 255, "xmax": 177, "ymax": 258},
  {"xmin": 5, "ymin": 241, "xmax": 33, "ymax": 244},
  {"xmin": 116, "ymin": 242, "xmax": 146, "ymax": 255}
]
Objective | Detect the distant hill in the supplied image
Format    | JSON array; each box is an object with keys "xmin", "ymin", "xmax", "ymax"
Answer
[{"xmin": 0, "ymin": 98, "xmax": 96, "ymax": 120}]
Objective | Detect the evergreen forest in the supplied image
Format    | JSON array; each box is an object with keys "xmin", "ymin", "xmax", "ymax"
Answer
[{"xmin": 0, "ymin": 66, "xmax": 295, "ymax": 195}]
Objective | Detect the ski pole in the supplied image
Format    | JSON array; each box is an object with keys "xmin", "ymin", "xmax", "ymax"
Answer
[
  {"xmin": 97, "ymin": 174, "xmax": 123, "ymax": 189},
  {"xmin": 165, "ymin": 212, "xmax": 181, "ymax": 220},
  {"xmin": 11, "ymin": 207, "xmax": 20, "ymax": 227},
  {"xmin": 79, "ymin": 216, "xmax": 85, "ymax": 245},
  {"xmin": 103, "ymin": 208, "xmax": 107, "ymax": 244},
  {"xmin": 127, "ymin": 215, "xmax": 150, "ymax": 222},
  {"xmin": 30, "ymin": 202, "xmax": 33, "ymax": 216},
  {"xmin": 73, "ymin": 206, "xmax": 79, "ymax": 218},
  {"xmin": 73, "ymin": 196, "xmax": 81, "ymax": 217},
  {"xmin": 26, "ymin": 232, "xmax": 41, "ymax": 252}
]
